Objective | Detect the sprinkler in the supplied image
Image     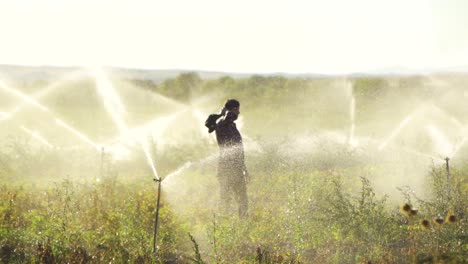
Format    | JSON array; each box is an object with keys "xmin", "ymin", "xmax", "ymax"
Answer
[
  {"xmin": 153, "ymin": 177, "xmax": 162, "ymax": 255},
  {"xmin": 150, "ymin": 155, "xmax": 216, "ymax": 255},
  {"xmin": 445, "ymin": 157, "xmax": 450, "ymax": 197},
  {"xmin": 90, "ymin": 67, "xmax": 164, "ymax": 254}
]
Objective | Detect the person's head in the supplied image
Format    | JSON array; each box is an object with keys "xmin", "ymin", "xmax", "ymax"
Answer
[{"xmin": 224, "ymin": 99, "xmax": 240, "ymax": 115}]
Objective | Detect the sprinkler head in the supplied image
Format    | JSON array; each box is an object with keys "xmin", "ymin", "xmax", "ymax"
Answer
[{"xmin": 153, "ymin": 178, "xmax": 162, "ymax": 182}]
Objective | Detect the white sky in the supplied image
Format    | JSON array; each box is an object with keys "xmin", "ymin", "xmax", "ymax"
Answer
[{"xmin": 0, "ymin": 0, "xmax": 467, "ymax": 74}]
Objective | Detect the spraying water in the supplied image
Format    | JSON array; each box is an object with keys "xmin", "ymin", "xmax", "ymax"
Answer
[
  {"xmin": 349, "ymin": 97, "xmax": 358, "ymax": 147},
  {"xmin": 192, "ymin": 108, "xmax": 212, "ymax": 137},
  {"xmin": 107, "ymin": 110, "xmax": 186, "ymax": 147},
  {"xmin": 163, "ymin": 161, "xmax": 194, "ymax": 185},
  {"xmin": 426, "ymin": 124, "xmax": 453, "ymax": 157},
  {"xmin": 341, "ymin": 79, "xmax": 358, "ymax": 147},
  {"xmin": 162, "ymin": 152, "xmax": 220, "ymax": 185},
  {"xmin": 140, "ymin": 138, "xmax": 159, "ymax": 179},
  {"xmin": 91, "ymin": 67, "xmax": 159, "ymax": 179},
  {"xmin": 378, "ymin": 113, "xmax": 416, "ymax": 151},
  {"xmin": 55, "ymin": 118, "xmax": 101, "ymax": 151},
  {"xmin": 92, "ymin": 67, "xmax": 128, "ymax": 133},
  {"xmin": 0, "ymin": 79, "xmax": 50, "ymax": 113},
  {"xmin": 451, "ymin": 137, "xmax": 468, "ymax": 159},
  {"xmin": 0, "ymin": 78, "xmax": 103, "ymax": 151},
  {"xmin": 162, "ymin": 137, "xmax": 264, "ymax": 187},
  {"xmin": 132, "ymin": 84, "xmax": 186, "ymax": 109},
  {"xmin": 1, "ymin": 71, "xmax": 89, "ymax": 122},
  {"xmin": 20, "ymin": 126, "xmax": 54, "ymax": 148},
  {"xmin": 450, "ymin": 125, "xmax": 468, "ymax": 158},
  {"xmin": 429, "ymin": 104, "xmax": 464, "ymax": 129}
]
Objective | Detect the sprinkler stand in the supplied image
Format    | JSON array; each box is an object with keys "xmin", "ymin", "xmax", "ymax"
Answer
[
  {"xmin": 153, "ymin": 177, "xmax": 162, "ymax": 255},
  {"xmin": 445, "ymin": 157, "xmax": 450, "ymax": 197}
]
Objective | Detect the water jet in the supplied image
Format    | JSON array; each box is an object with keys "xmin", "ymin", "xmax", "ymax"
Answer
[
  {"xmin": 1, "ymin": 70, "xmax": 89, "ymax": 121},
  {"xmin": 91, "ymin": 66, "xmax": 160, "ymax": 179},
  {"xmin": 426, "ymin": 124, "xmax": 453, "ymax": 157},
  {"xmin": 55, "ymin": 118, "xmax": 101, "ymax": 151},
  {"xmin": 20, "ymin": 126, "xmax": 54, "ymax": 148},
  {"xmin": 378, "ymin": 112, "xmax": 416, "ymax": 151},
  {"xmin": 346, "ymin": 80, "xmax": 358, "ymax": 147},
  {"xmin": 0, "ymin": 79, "xmax": 50, "ymax": 113}
]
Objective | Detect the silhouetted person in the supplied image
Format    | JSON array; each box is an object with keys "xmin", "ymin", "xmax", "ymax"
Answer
[{"xmin": 206, "ymin": 99, "xmax": 249, "ymax": 217}]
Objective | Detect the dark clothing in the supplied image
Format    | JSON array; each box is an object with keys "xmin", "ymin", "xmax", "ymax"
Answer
[
  {"xmin": 215, "ymin": 112, "xmax": 242, "ymax": 147},
  {"xmin": 215, "ymin": 112, "xmax": 248, "ymax": 216},
  {"xmin": 206, "ymin": 113, "xmax": 223, "ymax": 133}
]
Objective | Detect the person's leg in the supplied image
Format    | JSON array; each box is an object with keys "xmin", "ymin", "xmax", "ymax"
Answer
[
  {"xmin": 218, "ymin": 175, "xmax": 232, "ymax": 212},
  {"xmin": 233, "ymin": 177, "xmax": 248, "ymax": 217}
]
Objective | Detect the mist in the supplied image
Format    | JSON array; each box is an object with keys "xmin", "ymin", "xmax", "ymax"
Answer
[{"xmin": 0, "ymin": 65, "xmax": 466, "ymax": 262}]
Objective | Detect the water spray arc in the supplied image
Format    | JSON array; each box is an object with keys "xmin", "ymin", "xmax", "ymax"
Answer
[
  {"xmin": 55, "ymin": 119, "xmax": 101, "ymax": 151},
  {"xmin": 91, "ymin": 67, "xmax": 160, "ymax": 179},
  {"xmin": 346, "ymin": 81, "xmax": 358, "ymax": 147},
  {"xmin": 152, "ymin": 152, "xmax": 221, "ymax": 254},
  {"xmin": 426, "ymin": 124, "xmax": 453, "ymax": 157},
  {"xmin": 0, "ymin": 78, "xmax": 104, "ymax": 151},
  {"xmin": 378, "ymin": 112, "xmax": 417, "ymax": 151},
  {"xmin": 0, "ymin": 80, "xmax": 50, "ymax": 114},
  {"xmin": 95, "ymin": 82, "xmax": 221, "ymax": 254},
  {"xmin": 430, "ymin": 104, "xmax": 464, "ymax": 129},
  {"xmin": 450, "ymin": 125, "xmax": 468, "ymax": 159},
  {"xmin": 90, "ymin": 67, "xmax": 164, "ymax": 254},
  {"xmin": 89, "ymin": 69, "xmax": 214, "ymax": 255},
  {"xmin": 20, "ymin": 126, "xmax": 54, "ymax": 148},
  {"xmin": 0, "ymin": 71, "xmax": 89, "ymax": 122}
]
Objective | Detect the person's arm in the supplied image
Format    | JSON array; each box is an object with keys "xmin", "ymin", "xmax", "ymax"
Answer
[{"xmin": 223, "ymin": 111, "xmax": 237, "ymax": 123}]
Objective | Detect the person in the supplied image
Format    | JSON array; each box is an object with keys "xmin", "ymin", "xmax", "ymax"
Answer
[{"xmin": 206, "ymin": 99, "xmax": 249, "ymax": 217}]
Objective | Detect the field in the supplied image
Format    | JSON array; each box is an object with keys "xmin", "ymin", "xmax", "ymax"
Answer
[{"xmin": 0, "ymin": 67, "xmax": 467, "ymax": 263}]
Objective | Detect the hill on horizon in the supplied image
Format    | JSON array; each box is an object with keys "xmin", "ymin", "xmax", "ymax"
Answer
[{"xmin": 2, "ymin": 64, "xmax": 467, "ymax": 84}]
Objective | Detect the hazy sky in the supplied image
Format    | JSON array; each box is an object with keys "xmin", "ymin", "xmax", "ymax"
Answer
[{"xmin": 0, "ymin": 0, "xmax": 467, "ymax": 74}]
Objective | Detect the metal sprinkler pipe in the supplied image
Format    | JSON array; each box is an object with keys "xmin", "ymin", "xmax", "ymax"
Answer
[
  {"xmin": 153, "ymin": 177, "xmax": 162, "ymax": 255},
  {"xmin": 445, "ymin": 157, "xmax": 451, "ymax": 197}
]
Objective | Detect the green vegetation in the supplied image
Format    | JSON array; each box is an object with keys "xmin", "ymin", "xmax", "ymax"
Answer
[
  {"xmin": 1, "ymin": 72, "xmax": 467, "ymax": 263},
  {"xmin": 0, "ymin": 147, "xmax": 466, "ymax": 263}
]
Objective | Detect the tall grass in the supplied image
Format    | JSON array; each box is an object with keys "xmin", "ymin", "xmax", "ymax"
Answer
[{"xmin": 0, "ymin": 138, "xmax": 466, "ymax": 263}]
